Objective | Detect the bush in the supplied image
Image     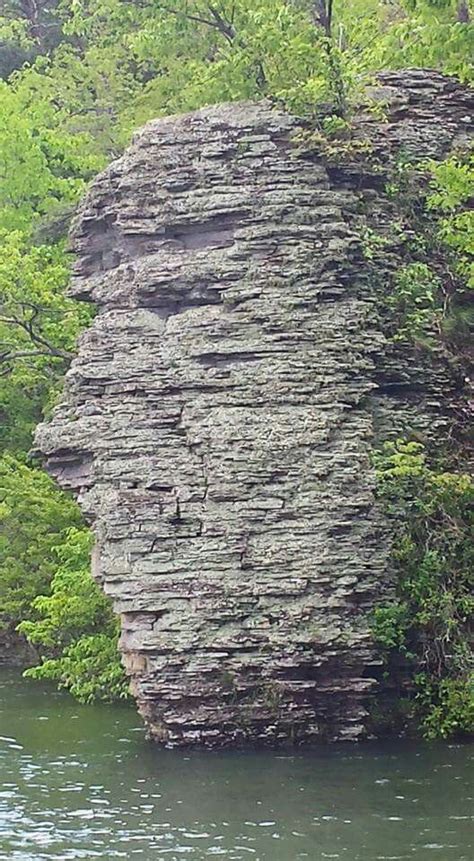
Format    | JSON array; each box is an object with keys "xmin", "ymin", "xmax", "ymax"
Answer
[
  {"xmin": 372, "ymin": 440, "xmax": 474, "ymax": 739},
  {"xmin": 18, "ymin": 527, "xmax": 129, "ymax": 703},
  {"xmin": 0, "ymin": 455, "xmax": 128, "ymax": 703}
]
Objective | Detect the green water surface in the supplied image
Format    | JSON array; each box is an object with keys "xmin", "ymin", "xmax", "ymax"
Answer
[{"xmin": 0, "ymin": 670, "xmax": 472, "ymax": 860}]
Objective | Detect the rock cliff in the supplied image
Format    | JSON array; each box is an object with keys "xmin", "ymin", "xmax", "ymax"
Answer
[{"xmin": 35, "ymin": 70, "xmax": 473, "ymax": 746}]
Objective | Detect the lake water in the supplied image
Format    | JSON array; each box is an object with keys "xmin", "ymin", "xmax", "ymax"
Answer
[{"xmin": 0, "ymin": 670, "xmax": 472, "ymax": 860}]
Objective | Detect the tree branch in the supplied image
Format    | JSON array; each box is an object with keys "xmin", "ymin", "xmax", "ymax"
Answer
[
  {"xmin": 0, "ymin": 347, "xmax": 67, "ymax": 376},
  {"xmin": 312, "ymin": 0, "xmax": 333, "ymax": 38},
  {"xmin": 207, "ymin": 3, "xmax": 236, "ymax": 41},
  {"xmin": 159, "ymin": 3, "xmax": 236, "ymax": 43},
  {"xmin": 0, "ymin": 305, "xmax": 72, "ymax": 362}
]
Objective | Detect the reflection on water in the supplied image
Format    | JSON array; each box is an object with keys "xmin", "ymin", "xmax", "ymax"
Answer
[{"xmin": 0, "ymin": 670, "xmax": 472, "ymax": 860}]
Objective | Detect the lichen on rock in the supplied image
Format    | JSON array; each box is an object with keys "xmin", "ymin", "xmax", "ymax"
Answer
[{"xmin": 35, "ymin": 71, "xmax": 473, "ymax": 747}]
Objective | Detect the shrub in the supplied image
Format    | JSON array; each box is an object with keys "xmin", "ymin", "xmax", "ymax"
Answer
[{"xmin": 372, "ymin": 440, "xmax": 474, "ymax": 739}]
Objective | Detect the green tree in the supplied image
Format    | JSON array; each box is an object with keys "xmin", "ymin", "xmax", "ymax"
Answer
[
  {"xmin": 0, "ymin": 1, "xmax": 63, "ymax": 78},
  {"xmin": 19, "ymin": 527, "xmax": 129, "ymax": 703},
  {"xmin": 0, "ymin": 455, "xmax": 128, "ymax": 702},
  {"xmin": 0, "ymin": 231, "xmax": 93, "ymax": 449},
  {"xmin": 0, "ymin": 454, "xmax": 83, "ymax": 629}
]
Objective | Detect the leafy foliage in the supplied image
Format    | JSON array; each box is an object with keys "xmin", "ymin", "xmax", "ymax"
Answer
[
  {"xmin": 0, "ymin": 79, "xmax": 101, "ymax": 231},
  {"xmin": 427, "ymin": 153, "xmax": 474, "ymax": 289},
  {"xmin": 0, "ymin": 455, "xmax": 128, "ymax": 701},
  {"xmin": 388, "ymin": 262, "xmax": 441, "ymax": 343},
  {"xmin": 19, "ymin": 528, "xmax": 129, "ymax": 702},
  {"xmin": 370, "ymin": 1, "xmax": 474, "ymax": 83},
  {"xmin": 373, "ymin": 440, "xmax": 474, "ymax": 739},
  {"xmin": 382, "ymin": 151, "xmax": 473, "ymax": 349},
  {"xmin": 25, "ymin": 633, "xmax": 130, "ymax": 703},
  {"xmin": 0, "ymin": 454, "xmax": 83, "ymax": 628},
  {"xmin": 0, "ymin": 1, "xmax": 63, "ymax": 78},
  {"xmin": 0, "ymin": 232, "xmax": 94, "ymax": 448}
]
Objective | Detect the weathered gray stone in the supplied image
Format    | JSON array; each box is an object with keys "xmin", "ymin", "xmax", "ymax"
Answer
[{"xmin": 35, "ymin": 70, "xmax": 473, "ymax": 746}]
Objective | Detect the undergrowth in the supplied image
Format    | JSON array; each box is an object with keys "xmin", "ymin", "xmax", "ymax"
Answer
[{"xmin": 372, "ymin": 440, "xmax": 473, "ymax": 739}]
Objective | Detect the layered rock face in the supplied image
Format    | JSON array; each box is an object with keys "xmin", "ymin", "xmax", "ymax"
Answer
[{"xmin": 36, "ymin": 71, "xmax": 472, "ymax": 746}]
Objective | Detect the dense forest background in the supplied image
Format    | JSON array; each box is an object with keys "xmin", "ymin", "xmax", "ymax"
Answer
[{"xmin": 0, "ymin": 1, "xmax": 472, "ymax": 734}]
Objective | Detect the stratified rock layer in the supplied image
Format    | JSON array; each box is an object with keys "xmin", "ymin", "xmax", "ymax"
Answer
[{"xmin": 36, "ymin": 71, "xmax": 473, "ymax": 746}]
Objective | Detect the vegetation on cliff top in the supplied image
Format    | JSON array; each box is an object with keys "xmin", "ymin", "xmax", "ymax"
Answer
[{"xmin": 0, "ymin": 1, "xmax": 472, "ymax": 722}]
